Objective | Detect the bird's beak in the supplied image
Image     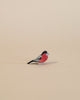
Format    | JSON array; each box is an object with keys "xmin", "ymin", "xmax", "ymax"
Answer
[{"xmin": 46, "ymin": 53, "xmax": 49, "ymax": 55}]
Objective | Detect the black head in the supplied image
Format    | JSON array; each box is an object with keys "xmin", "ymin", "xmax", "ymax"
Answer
[{"xmin": 41, "ymin": 51, "xmax": 48, "ymax": 55}]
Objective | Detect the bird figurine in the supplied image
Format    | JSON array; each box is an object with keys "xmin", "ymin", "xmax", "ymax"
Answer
[{"xmin": 27, "ymin": 51, "xmax": 49, "ymax": 64}]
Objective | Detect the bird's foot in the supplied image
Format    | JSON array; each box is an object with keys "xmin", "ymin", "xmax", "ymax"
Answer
[{"xmin": 38, "ymin": 63, "xmax": 44, "ymax": 65}]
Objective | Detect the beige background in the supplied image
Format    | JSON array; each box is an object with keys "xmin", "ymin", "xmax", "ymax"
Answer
[{"xmin": 0, "ymin": 0, "xmax": 80, "ymax": 100}]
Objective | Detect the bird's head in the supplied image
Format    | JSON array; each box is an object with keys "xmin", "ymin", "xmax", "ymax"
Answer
[{"xmin": 41, "ymin": 50, "xmax": 49, "ymax": 56}]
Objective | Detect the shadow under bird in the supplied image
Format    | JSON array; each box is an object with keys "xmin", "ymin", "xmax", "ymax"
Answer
[{"xmin": 27, "ymin": 51, "xmax": 49, "ymax": 64}]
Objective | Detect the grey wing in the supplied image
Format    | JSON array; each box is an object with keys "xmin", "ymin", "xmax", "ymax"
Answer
[{"xmin": 34, "ymin": 55, "xmax": 42, "ymax": 62}]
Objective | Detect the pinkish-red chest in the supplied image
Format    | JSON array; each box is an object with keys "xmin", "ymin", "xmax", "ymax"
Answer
[{"xmin": 38, "ymin": 54, "xmax": 48, "ymax": 63}]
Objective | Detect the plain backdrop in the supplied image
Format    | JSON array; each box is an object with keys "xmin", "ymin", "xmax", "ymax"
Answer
[{"xmin": 0, "ymin": 0, "xmax": 80, "ymax": 100}]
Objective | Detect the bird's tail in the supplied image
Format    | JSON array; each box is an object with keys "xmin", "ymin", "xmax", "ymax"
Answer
[{"xmin": 27, "ymin": 60, "xmax": 34, "ymax": 64}]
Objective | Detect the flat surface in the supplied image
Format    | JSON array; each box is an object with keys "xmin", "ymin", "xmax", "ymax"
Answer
[{"xmin": 0, "ymin": 0, "xmax": 80, "ymax": 100}]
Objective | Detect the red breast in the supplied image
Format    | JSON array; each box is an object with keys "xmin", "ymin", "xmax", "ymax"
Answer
[{"xmin": 38, "ymin": 54, "xmax": 48, "ymax": 63}]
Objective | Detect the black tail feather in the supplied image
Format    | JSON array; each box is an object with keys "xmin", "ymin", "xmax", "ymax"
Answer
[{"xmin": 27, "ymin": 60, "xmax": 34, "ymax": 64}]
